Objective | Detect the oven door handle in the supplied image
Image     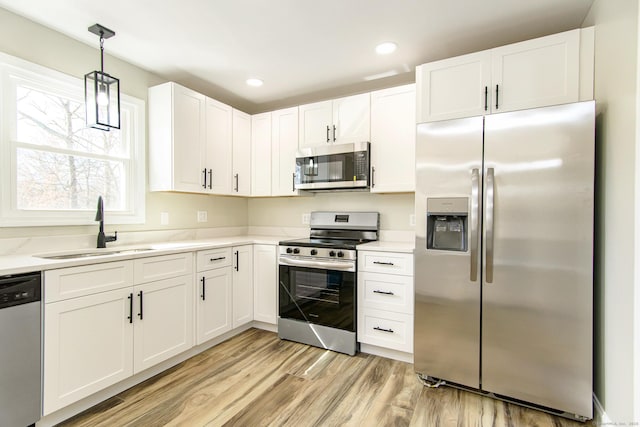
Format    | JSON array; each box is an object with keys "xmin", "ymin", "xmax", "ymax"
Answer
[{"xmin": 279, "ymin": 257, "xmax": 355, "ymax": 271}]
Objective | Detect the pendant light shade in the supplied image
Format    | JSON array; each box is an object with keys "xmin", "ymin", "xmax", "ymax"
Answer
[{"xmin": 85, "ymin": 24, "xmax": 120, "ymax": 131}]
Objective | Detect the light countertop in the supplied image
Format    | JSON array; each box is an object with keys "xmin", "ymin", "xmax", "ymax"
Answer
[{"xmin": 0, "ymin": 235, "xmax": 414, "ymax": 276}]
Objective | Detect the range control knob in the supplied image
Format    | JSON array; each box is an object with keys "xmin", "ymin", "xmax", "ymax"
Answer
[
  {"xmin": 293, "ymin": 248, "xmax": 300, "ymax": 254},
  {"xmin": 329, "ymin": 250, "xmax": 336, "ymax": 257},
  {"xmin": 286, "ymin": 247, "xmax": 293, "ymax": 254},
  {"xmin": 310, "ymin": 249, "xmax": 318, "ymax": 255},
  {"xmin": 337, "ymin": 251, "xmax": 344, "ymax": 258}
]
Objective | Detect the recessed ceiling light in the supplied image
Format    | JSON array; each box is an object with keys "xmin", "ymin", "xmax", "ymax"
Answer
[
  {"xmin": 246, "ymin": 78, "xmax": 263, "ymax": 87},
  {"xmin": 375, "ymin": 42, "xmax": 397, "ymax": 55}
]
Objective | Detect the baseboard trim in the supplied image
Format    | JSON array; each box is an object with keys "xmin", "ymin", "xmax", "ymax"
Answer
[{"xmin": 593, "ymin": 392, "xmax": 611, "ymax": 424}]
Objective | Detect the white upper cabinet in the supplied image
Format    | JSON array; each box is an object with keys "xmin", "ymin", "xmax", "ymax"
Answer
[
  {"xmin": 232, "ymin": 109, "xmax": 251, "ymax": 196},
  {"xmin": 205, "ymin": 98, "xmax": 233, "ymax": 194},
  {"xmin": 370, "ymin": 84, "xmax": 416, "ymax": 193},
  {"xmin": 271, "ymin": 107, "xmax": 300, "ymax": 196},
  {"xmin": 149, "ymin": 82, "xmax": 207, "ymax": 193},
  {"xmin": 417, "ymin": 28, "xmax": 589, "ymax": 122},
  {"xmin": 416, "ymin": 51, "xmax": 491, "ymax": 123},
  {"xmin": 491, "ymin": 30, "xmax": 579, "ymax": 114},
  {"xmin": 251, "ymin": 112, "xmax": 272, "ymax": 197},
  {"xmin": 298, "ymin": 93, "xmax": 370, "ymax": 148}
]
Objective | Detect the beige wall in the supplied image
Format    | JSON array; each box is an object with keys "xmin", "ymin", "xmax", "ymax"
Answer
[
  {"xmin": 583, "ymin": 0, "xmax": 639, "ymax": 422},
  {"xmin": 0, "ymin": 7, "xmax": 248, "ymax": 239},
  {"xmin": 248, "ymin": 192, "xmax": 414, "ymax": 232}
]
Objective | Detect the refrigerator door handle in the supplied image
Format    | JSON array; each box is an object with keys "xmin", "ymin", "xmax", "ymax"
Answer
[
  {"xmin": 470, "ymin": 168, "xmax": 480, "ymax": 282},
  {"xmin": 486, "ymin": 167, "xmax": 495, "ymax": 283}
]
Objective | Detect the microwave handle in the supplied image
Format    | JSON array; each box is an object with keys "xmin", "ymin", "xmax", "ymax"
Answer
[
  {"xmin": 371, "ymin": 166, "xmax": 375, "ymax": 188},
  {"xmin": 292, "ymin": 172, "xmax": 295, "ymax": 192}
]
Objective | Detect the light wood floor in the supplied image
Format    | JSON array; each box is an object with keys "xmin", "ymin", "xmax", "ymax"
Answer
[{"xmin": 59, "ymin": 328, "xmax": 594, "ymax": 427}]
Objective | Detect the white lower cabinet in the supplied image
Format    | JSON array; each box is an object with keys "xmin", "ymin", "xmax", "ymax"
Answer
[
  {"xmin": 132, "ymin": 274, "xmax": 193, "ymax": 373},
  {"xmin": 43, "ymin": 287, "xmax": 134, "ymax": 415},
  {"xmin": 232, "ymin": 245, "xmax": 253, "ymax": 328},
  {"xmin": 252, "ymin": 244, "xmax": 277, "ymax": 324},
  {"xmin": 357, "ymin": 250, "xmax": 414, "ymax": 353},
  {"xmin": 196, "ymin": 247, "xmax": 233, "ymax": 344},
  {"xmin": 43, "ymin": 253, "xmax": 194, "ymax": 415}
]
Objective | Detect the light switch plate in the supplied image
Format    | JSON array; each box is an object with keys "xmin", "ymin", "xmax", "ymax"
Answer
[
  {"xmin": 197, "ymin": 211, "xmax": 208, "ymax": 223},
  {"xmin": 302, "ymin": 213, "xmax": 310, "ymax": 225}
]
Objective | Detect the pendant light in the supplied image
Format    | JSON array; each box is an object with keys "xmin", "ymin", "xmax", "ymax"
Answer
[{"xmin": 85, "ymin": 23, "xmax": 120, "ymax": 131}]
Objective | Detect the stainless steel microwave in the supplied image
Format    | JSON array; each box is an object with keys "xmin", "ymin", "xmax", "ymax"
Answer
[{"xmin": 295, "ymin": 142, "xmax": 370, "ymax": 191}]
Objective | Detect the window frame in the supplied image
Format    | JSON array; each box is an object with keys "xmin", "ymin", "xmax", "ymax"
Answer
[{"xmin": 0, "ymin": 51, "xmax": 145, "ymax": 227}]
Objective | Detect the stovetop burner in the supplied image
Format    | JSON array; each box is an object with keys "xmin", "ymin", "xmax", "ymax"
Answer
[{"xmin": 278, "ymin": 238, "xmax": 364, "ymax": 250}]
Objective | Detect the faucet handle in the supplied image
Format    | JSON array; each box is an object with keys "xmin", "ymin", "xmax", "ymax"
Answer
[{"xmin": 106, "ymin": 231, "xmax": 118, "ymax": 243}]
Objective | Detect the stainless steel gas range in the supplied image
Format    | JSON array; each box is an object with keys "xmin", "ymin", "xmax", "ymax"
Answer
[{"xmin": 278, "ymin": 211, "xmax": 380, "ymax": 355}]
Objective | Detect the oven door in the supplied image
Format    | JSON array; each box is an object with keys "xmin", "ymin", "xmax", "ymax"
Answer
[{"xmin": 279, "ymin": 259, "xmax": 355, "ymax": 331}]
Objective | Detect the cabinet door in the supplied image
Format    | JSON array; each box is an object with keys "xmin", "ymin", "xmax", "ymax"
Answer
[
  {"xmin": 416, "ymin": 51, "xmax": 491, "ymax": 123},
  {"xmin": 251, "ymin": 112, "xmax": 272, "ymax": 196},
  {"xmin": 133, "ymin": 275, "xmax": 193, "ymax": 373},
  {"xmin": 232, "ymin": 245, "xmax": 253, "ymax": 328},
  {"xmin": 232, "ymin": 109, "xmax": 251, "ymax": 196},
  {"xmin": 491, "ymin": 29, "xmax": 579, "ymax": 113},
  {"xmin": 298, "ymin": 100, "xmax": 332, "ymax": 148},
  {"xmin": 43, "ymin": 288, "xmax": 134, "ymax": 415},
  {"xmin": 206, "ymin": 97, "xmax": 233, "ymax": 194},
  {"xmin": 370, "ymin": 84, "xmax": 416, "ymax": 193},
  {"xmin": 196, "ymin": 267, "xmax": 233, "ymax": 344},
  {"xmin": 332, "ymin": 93, "xmax": 370, "ymax": 144},
  {"xmin": 172, "ymin": 84, "xmax": 207, "ymax": 192},
  {"xmin": 253, "ymin": 244, "xmax": 277, "ymax": 324},
  {"xmin": 271, "ymin": 107, "xmax": 300, "ymax": 196}
]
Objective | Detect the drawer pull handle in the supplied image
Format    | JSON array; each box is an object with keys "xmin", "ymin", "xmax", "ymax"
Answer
[
  {"xmin": 373, "ymin": 290, "xmax": 394, "ymax": 296},
  {"xmin": 210, "ymin": 257, "xmax": 226, "ymax": 262},
  {"xmin": 373, "ymin": 261, "xmax": 394, "ymax": 266},
  {"xmin": 374, "ymin": 326, "xmax": 394, "ymax": 333}
]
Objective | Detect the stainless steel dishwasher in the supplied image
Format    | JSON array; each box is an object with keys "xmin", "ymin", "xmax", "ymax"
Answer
[{"xmin": 0, "ymin": 272, "xmax": 42, "ymax": 427}]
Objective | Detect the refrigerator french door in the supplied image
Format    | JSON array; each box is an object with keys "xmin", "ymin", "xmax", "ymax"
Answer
[{"xmin": 414, "ymin": 101, "xmax": 594, "ymax": 419}]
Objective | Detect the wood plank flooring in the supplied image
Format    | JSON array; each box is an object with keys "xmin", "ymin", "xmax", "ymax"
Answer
[{"xmin": 59, "ymin": 328, "xmax": 594, "ymax": 427}]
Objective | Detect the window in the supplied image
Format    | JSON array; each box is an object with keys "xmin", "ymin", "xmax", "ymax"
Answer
[{"xmin": 0, "ymin": 52, "xmax": 145, "ymax": 226}]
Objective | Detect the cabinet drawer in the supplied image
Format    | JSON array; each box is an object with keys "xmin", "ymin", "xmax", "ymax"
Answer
[
  {"xmin": 197, "ymin": 247, "xmax": 233, "ymax": 272},
  {"xmin": 134, "ymin": 252, "xmax": 193, "ymax": 284},
  {"xmin": 359, "ymin": 251, "xmax": 413, "ymax": 275},
  {"xmin": 358, "ymin": 308, "xmax": 413, "ymax": 353},
  {"xmin": 45, "ymin": 261, "xmax": 133, "ymax": 303},
  {"xmin": 360, "ymin": 272, "xmax": 413, "ymax": 314}
]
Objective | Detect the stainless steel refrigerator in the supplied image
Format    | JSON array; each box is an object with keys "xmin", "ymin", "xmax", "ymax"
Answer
[{"xmin": 414, "ymin": 101, "xmax": 594, "ymax": 420}]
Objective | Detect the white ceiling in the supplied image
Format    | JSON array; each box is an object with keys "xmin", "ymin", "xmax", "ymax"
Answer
[{"xmin": 0, "ymin": 0, "xmax": 594, "ymax": 113}]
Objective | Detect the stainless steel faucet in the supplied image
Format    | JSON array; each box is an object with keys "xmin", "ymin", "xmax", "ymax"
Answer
[{"xmin": 95, "ymin": 196, "xmax": 117, "ymax": 248}]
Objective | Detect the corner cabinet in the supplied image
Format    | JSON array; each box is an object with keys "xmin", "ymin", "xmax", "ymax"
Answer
[
  {"xmin": 370, "ymin": 84, "xmax": 416, "ymax": 193},
  {"xmin": 253, "ymin": 244, "xmax": 278, "ymax": 324},
  {"xmin": 298, "ymin": 93, "xmax": 370, "ymax": 148},
  {"xmin": 271, "ymin": 107, "xmax": 300, "ymax": 196},
  {"xmin": 232, "ymin": 109, "xmax": 251, "ymax": 196},
  {"xmin": 232, "ymin": 245, "xmax": 253, "ymax": 327},
  {"xmin": 251, "ymin": 112, "xmax": 272, "ymax": 196},
  {"xmin": 417, "ymin": 28, "xmax": 593, "ymax": 122}
]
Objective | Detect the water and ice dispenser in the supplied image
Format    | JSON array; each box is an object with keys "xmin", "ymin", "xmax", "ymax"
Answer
[{"xmin": 426, "ymin": 197, "xmax": 468, "ymax": 252}]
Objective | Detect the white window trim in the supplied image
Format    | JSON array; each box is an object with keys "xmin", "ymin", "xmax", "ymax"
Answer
[{"xmin": 0, "ymin": 51, "xmax": 145, "ymax": 227}]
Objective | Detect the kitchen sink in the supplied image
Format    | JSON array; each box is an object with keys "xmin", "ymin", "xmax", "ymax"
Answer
[{"xmin": 36, "ymin": 247, "xmax": 155, "ymax": 260}]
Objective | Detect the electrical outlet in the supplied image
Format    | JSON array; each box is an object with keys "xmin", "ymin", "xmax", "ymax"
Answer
[
  {"xmin": 302, "ymin": 213, "xmax": 311, "ymax": 225},
  {"xmin": 409, "ymin": 214, "xmax": 416, "ymax": 227},
  {"xmin": 197, "ymin": 211, "xmax": 208, "ymax": 223},
  {"xmin": 160, "ymin": 212, "xmax": 169, "ymax": 225}
]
